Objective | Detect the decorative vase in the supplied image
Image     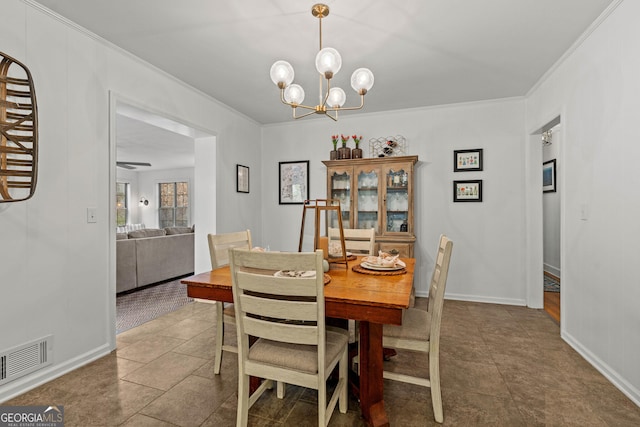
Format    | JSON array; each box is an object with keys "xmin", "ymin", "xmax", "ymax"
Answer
[
  {"xmin": 338, "ymin": 146, "xmax": 351, "ymax": 159},
  {"xmin": 329, "ymin": 149, "xmax": 338, "ymax": 160},
  {"xmin": 352, "ymin": 147, "xmax": 363, "ymax": 159}
]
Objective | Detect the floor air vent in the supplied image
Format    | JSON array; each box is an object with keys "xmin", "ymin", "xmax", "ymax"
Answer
[{"xmin": 0, "ymin": 335, "xmax": 53, "ymax": 386}]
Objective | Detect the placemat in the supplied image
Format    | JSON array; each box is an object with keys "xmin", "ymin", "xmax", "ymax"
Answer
[{"xmin": 352, "ymin": 264, "xmax": 407, "ymax": 276}]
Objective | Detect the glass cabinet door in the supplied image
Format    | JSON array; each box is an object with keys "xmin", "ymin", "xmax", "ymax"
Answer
[
  {"xmin": 355, "ymin": 167, "xmax": 380, "ymax": 233},
  {"xmin": 329, "ymin": 169, "xmax": 352, "ymax": 228},
  {"xmin": 384, "ymin": 166, "xmax": 410, "ymax": 233}
]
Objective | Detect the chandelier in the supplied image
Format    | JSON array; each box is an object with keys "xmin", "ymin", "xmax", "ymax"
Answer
[{"xmin": 269, "ymin": 4, "xmax": 374, "ymax": 121}]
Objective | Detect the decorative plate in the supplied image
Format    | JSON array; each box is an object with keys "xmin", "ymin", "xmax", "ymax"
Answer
[
  {"xmin": 360, "ymin": 262, "xmax": 405, "ymax": 271},
  {"xmin": 274, "ymin": 270, "xmax": 316, "ymax": 278}
]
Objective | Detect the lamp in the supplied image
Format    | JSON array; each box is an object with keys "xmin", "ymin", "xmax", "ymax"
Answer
[
  {"xmin": 270, "ymin": 4, "xmax": 374, "ymax": 121},
  {"xmin": 139, "ymin": 197, "xmax": 149, "ymax": 206}
]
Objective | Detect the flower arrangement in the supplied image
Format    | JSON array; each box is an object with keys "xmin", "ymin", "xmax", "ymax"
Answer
[
  {"xmin": 331, "ymin": 135, "xmax": 339, "ymax": 150},
  {"xmin": 352, "ymin": 135, "xmax": 362, "ymax": 148},
  {"xmin": 340, "ymin": 134, "xmax": 350, "ymax": 147}
]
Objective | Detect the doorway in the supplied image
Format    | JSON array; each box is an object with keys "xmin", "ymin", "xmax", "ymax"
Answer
[
  {"xmin": 542, "ymin": 123, "xmax": 561, "ymax": 322},
  {"xmin": 108, "ymin": 93, "xmax": 217, "ymax": 343}
]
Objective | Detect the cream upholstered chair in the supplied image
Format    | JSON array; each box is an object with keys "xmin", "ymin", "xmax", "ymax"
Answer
[
  {"xmin": 382, "ymin": 234, "xmax": 453, "ymax": 424},
  {"xmin": 328, "ymin": 227, "xmax": 375, "ymax": 256},
  {"xmin": 229, "ymin": 248, "xmax": 349, "ymax": 427},
  {"xmin": 207, "ymin": 230, "xmax": 252, "ymax": 375}
]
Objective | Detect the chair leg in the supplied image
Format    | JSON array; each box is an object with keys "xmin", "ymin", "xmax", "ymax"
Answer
[
  {"xmin": 318, "ymin": 379, "xmax": 327, "ymax": 427},
  {"xmin": 214, "ymin": 301, "xmax": 224, "ymax": 375},
  {"xmin": 339, "ymin": 348, "xmax": 348, "ymax": 414},
  {"xmin": 237, "ymin": 372, "xmax": 249, "ymax": 427},
  {"xmin": 276, "ymin": 381, "xmax": 285, "ymax": 399},
  {"xmin": 430, "ymin": 350, "xmax": 443, "ymax": 423}
]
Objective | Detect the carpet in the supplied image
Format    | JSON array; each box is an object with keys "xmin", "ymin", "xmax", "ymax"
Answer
[
  {"xmin": 116, "ymin": 278, "xmax": 194, "ymax": 334},
  {"xmin": 544, "ymin": 275, "xmax": 560, "ymax": 293}
]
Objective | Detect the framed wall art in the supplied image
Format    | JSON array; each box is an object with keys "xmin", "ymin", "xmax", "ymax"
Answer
[
  {"xmin": 237, "ymin": 164, "xmax": 249, "ymax": 193},
  {"xmin": 454, "ymin": 149, "xmax": 483, "ymax": 172},
  {"xmin": 453, "ymin": 180, "xmax": 483, "ymax": 202},
  {"xmin": 543, "ymin": 159, "xmax": 556, "ymax": 193},
  {"xmin": 279, "ymin": 160, "xmax": 309, "ymax": 204}
]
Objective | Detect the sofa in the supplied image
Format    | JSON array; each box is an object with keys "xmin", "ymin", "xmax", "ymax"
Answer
[{"xmin": 116, "ymin": 226, "xmax": 195, "ymax": 293}]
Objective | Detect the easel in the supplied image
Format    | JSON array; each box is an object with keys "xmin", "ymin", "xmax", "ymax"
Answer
[{"xmin": 298, "ymin": 199, "xmax": 348, "ymax": 268}]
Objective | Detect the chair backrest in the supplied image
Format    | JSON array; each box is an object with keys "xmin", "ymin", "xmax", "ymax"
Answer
[
  {"xmin": 328, "ymin": 227, "xmax": 376, "ymax": 256},
  {"xmin": 208, "ymin": 230, "xmax": 252, "ymax": 269},
  {"xmin": 229, "ymin": 249, "xmax": 327, "ymax": 374},
  {"xmin": 427, "ymin": 235, "xmax": 453, "ymax": 342}
]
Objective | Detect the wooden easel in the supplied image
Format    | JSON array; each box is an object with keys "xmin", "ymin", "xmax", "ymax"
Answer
[{"xmin": 298, "ymin": 199, "xmax": 348, "ymax": 268}]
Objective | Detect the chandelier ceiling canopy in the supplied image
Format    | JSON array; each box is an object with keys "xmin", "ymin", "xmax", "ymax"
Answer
[{"xmin": 269, "ymin": 3, "xmax": 374, "ymax": 121}]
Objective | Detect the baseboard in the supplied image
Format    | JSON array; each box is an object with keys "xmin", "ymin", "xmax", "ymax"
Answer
[
  {"xmin": 0, "ymin": 343, "xmax": 112, "ymax": 404},
  {"xmin": 419, "ymin": 292, "xmax": 527, "ymax": 306},
  {"xmin": 562, "ymin": 330, "xmax": 640, "ymax": 407}
]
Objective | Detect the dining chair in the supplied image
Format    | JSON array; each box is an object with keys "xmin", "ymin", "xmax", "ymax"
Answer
[
  {"xmin": 328, "ymin": 227, "xmax": 375, "ymax": 256},
  {"xmin": 229, "ymin": 248, "xmax": 349, "ymax": 427},
  {"xmin": 382, "ymin": 234, "xmax": 453, "ymax": 423},
  {"xmin": 329, "ymin": 227, "xmax": 376, "ymax": 369},
  {"xmin": 207, "ymin": 230, "xmax": 252, "ymax": 375}
]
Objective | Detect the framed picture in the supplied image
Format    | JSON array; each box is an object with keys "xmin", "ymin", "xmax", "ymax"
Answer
[
  {"xmin": 453, "ymin": 180, "xmax": 483, "ymax": 202},
  {"xmin": 279, "ymin": 160, "xmax": 309, "ymax": 204},
  {"xmin": 237, "ymin": 164, "xmax": 249, "ymax": 193},
  {"xmin": 543, "ymin": 159, "xmax": 556, "ymax": 193},
  {"xmin": 454, "ymin": 149, "xmax": 483, "ymax": 172}
]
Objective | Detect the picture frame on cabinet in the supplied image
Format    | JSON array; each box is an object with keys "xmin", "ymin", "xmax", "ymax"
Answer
[
  {"xmin": 453, "ymin": 180, "xmax": 482, "ymax": 202},
  {"xmin": 454, "ymin": 148, "xmax": 483, "ymax": 172},
  {"xmin": 237, "ymin": 164, "xmax": 249, "ymax": 193},
  {"xmin": 279, "ymin": 160, "xmax": 309, "ymax": 204},
  {"xmin": 543, "ymin": 159, "xmax": 556, "ymax": 193}
]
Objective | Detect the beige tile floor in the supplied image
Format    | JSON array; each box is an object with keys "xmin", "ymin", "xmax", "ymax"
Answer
[{"xmin": 5, "ymin": 298, "xmax": 640, "ymax": 426}]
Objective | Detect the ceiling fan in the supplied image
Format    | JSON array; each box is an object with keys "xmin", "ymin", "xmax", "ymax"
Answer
[{"xmin": 116, "ymin": 161, "xmax": 152, "ymax": 170}]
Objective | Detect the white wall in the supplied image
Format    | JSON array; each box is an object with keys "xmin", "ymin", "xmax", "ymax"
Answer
[
  {"xmin": 526, "ymin": 0, "xmax": 640, "ymax": 404},
  {"xmin": 0, "ymin": 0, "xmax": 262, "ymax": 402},
  {"xmin": 261, "ymin": 98, "xmax": 526, "ymax": 302}
]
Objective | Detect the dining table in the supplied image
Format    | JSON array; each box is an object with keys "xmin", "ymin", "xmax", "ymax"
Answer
[{"xmin": 181, "ymin": 255, "xmax": 415, "ymax": 427}]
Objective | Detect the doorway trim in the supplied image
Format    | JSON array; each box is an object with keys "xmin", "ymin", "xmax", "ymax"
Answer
[{"xmin": 107, "ymin": 91, "xmax": 217, "ymax": 348}]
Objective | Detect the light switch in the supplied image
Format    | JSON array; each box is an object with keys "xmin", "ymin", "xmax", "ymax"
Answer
[{"xmin": 87, "ymin": 207, "xmax": 97, "ymax": 223}]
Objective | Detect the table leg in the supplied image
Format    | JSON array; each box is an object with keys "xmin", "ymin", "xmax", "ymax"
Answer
[{"xmin": 359, "ymin": 321, "xmax": 389, "ymax": 427}]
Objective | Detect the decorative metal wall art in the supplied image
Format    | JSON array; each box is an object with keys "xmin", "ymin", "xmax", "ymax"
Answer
[
  {"xmin": 369, "ymin": 135, "xmax": 406, "ymax": 158},
  {"xmin": 1, "ymin": 51, "xmax": 38, "ymax": 203}
]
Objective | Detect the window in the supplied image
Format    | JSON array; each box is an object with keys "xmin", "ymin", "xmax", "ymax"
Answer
[
  {"xmin": 116, "ymin": 182, "xmax": 129, "ymax": 226},
  {"xmin": 159, "ymin": 181, "xmax": 189, "ymax": 228}
]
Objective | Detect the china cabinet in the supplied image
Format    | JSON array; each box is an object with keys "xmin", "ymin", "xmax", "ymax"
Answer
[{"xmin": 322, "ymin": 155, "xmax": 418, "ymax": 257}]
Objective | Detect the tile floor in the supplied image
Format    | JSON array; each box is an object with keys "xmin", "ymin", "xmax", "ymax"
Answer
[{"xmin": 5, "ymin": 298, "xmax": 640, "ymax": 426}]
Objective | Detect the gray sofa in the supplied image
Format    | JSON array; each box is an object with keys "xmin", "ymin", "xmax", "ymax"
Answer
[{"xmin": 116, "ymin": 227, "xmax": 195, "ymax": 293}]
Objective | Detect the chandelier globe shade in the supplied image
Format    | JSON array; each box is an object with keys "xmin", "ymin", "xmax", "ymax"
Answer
[
  {"xmin": 351, "ymin": 68, "xmax": 375, "ymax": 94},
  {"xmin": 315, "ymin": 47, "xmax": 342, "ymax": 78},
  {"xmin": 269, "ymin": 3, "xmax": 374, "ymax": 121},
  {"xmin": 284, "ymin": 84, "xmax": 305, "ymax": 105},
  {"xmin": 270, "ymin": 60, "xmax": 295, "ymax": 88},
  {"xmin": 327, "ymin": 87, "xmax": 346, "ymax": 108}
]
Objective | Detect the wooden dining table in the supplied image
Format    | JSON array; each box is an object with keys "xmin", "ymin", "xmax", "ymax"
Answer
[{"xmin": 181, "ymin": 256, "xmax": 415, "ymax": 427}]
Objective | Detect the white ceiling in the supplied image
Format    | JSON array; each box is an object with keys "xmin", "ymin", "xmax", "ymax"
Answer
[{"xmin": 33, "ymin": 0, "xmax": 617, "ymax": 167}]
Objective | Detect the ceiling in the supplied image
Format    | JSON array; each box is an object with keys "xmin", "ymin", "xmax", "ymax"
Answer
[{"xmin": 33, "ymin": 0, "xmax": 616, "ymax": 169}]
